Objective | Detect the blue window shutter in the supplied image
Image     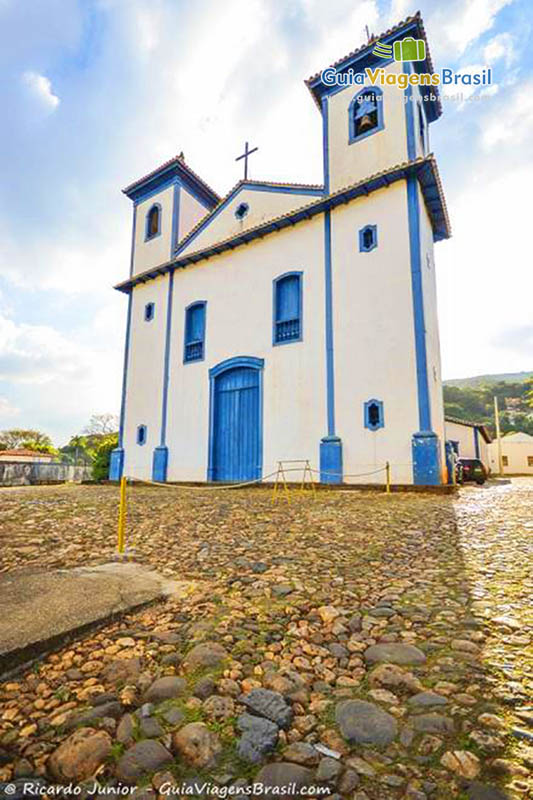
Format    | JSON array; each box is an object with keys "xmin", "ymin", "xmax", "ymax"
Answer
[
  {"xmin": 184, "ymin": 302, "xmax": 206, "ymax": 362},
  {"xmin": 274, "ymin": 273, "xmax": 302, "ymax": 344}
]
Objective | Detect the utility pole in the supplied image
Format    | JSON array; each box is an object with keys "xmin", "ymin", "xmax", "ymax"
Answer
[{"xmin": 494, "ymin": 396, "xmax": 503, "ymax": 474}]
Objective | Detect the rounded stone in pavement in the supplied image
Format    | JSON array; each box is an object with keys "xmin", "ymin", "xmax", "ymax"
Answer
[
  {"xmin": 335, "ymin": 700, "xmax": 398, "ymax": 746},
  {"xmin": 237, "ymin": 713, "xmax": 279, "ymax": 763},
  {"xmin": 144, "ymin": 676, "xmax": 187, "ymax": 702},
  {"xmin": 116, "ymin": 740, "xmax": 173, "ymax": 784},
  {"xmin": 364, "ymin": 643, "xmax": 426, "ymax": 665},
  {"xmin": 47, "ymin": 728, "xmax": 112, "ymax": 782},
  {"xmin": 411, "ymin": 713, "xmax": 454, "ymax": 735},
  {"xmin": 466, "ymin": 782, "xmax": 510, "ymax": 800},
  {"xmin": 408, "ymin": 692, "xmax": 448, "ymax": 707},
  {"xmin": 172, "ymin": 722, "xmax": 222, "ymax": 768},
  {"xmin": 253, "ymin": 763, "xmax": 314, "ymax": 798},
  {"xmin": 182, "ymin": 642, "xmax": 228, "ymax": 671}
]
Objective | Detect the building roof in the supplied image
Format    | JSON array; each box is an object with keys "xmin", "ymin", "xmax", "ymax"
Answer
[
  {"xmin": 115, "ymin": 154, "xmax": 450, "ymax": 294},
  {"xmin": 500, "ymin": 431, "xmax": 533, "ymax": 442},
  {"xmin": 0, "ymin": 449, "xmax": 55, "ymax": 458},
  {"xmin": 122, "ymin": 153, "xmax": 220, "ymax": 208},
  {"xmin": 305, "ymin": 12, "xmax": 442, "ymax": 122},
  {"xmin": 445, "ymin": 416, "xmax": 492, "ymax": 444}
]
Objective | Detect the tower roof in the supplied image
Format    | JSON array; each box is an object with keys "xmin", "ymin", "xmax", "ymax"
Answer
[
  {"xmin": 305, "ymin": 12, "xmax": 442, "ymax": 122},
  {"xmin": 122, "ymin": 153, "xmax": 220, "ymax": 208}
]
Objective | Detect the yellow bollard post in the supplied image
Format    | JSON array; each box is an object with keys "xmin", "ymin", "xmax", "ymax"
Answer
[
  {"xmin": 385, "ymin": 461, "xmax": 391, "ymax": 494},
  {"xmin": 117, "ymin": 476, "xmax": 127, "ymax": 554}
]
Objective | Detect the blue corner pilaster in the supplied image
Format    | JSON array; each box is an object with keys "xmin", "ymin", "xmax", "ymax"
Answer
[
  {"xmin": 109, "ymin": 448, "xmax": 124, "ymax": 481},
  {"xmin": 412, "ymin": 431, "xmax": 441, "ymax": 485},
  {"xmin": 152, "ymin": 446, "xmax": 169, "ymax": 482},
  {"xmin": 320, "ymin": 436, "xmax": 343, "ymax": 484},
  {"xmin": 444, "ymin": 440, "xmax": 455, "ymax": 485}
]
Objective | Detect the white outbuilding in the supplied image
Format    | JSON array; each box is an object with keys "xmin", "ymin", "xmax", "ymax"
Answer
[
  {"xmin": 110, "ymin": 13, "xmax": 451, "ymax": 486},
  {"xmin": 488, "ymin": 432, "xmax": 533, "ymax": 475},
  {"xmin": 444, "ymin": 417, "xmax": 492, "ymax": 467}
]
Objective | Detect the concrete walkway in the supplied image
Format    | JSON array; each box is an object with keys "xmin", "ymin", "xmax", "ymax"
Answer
[{"xmin": 0, "ymin": 562, "xmax": 196, "ymax": 675}]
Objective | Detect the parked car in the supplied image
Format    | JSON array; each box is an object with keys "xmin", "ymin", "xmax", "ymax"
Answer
[{"xmin": 456, "ymin": 457, "xmax": 488, "ymax": 485}]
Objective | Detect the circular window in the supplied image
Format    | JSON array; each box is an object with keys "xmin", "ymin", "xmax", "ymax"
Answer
[{"xmin": 235, "ymin": 202, "xmax": 249, "ymax": 220}]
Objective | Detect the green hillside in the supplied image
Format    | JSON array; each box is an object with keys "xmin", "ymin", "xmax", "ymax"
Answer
[
  {"xmin": 443, "ymin": 376, "xmax": 533, "ymax": 437},
  {"xmin": 444, "ymin": 371, "xmax": 533, "ymax": 388}
]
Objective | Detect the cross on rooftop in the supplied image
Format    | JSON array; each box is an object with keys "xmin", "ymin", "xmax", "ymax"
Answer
[{"xmin": 235, "ymin": 141, "xmax": 258, "ymax": 181}]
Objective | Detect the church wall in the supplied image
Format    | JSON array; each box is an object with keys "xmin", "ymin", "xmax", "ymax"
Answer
[
  {"xmin": 330, "ymin": 180, "xmax": 419, "ymax": 484},
  {"xmin": 123, "ymin": 275, "xmax": 168, "ymax": 480},
  {"xmin": 164, "ymin": 216, "xmax": 327, "ymax": 482},
  {"xmin": 177, "ymin": 188, "xmax": 321, "ymax": 257},
  {"xmin": 327, "ymin": 61, "xmax": 409, "ymax": 192},
  {"xmin": 179, "ymin": 188, "xmax": 210, "ymax": 242},
  {"xmin": 132, "ymin": 184, "xmax": 175, "ymax": 277},
  {"xmin": 418, "ymin": 187, "xmax": 446, "ymax": 473}
]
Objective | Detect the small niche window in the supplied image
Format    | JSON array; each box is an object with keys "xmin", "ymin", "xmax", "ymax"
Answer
[
  {"xmin": 359, "ymin": 224, "xmax": 377, "ymax": 253},
  {"xmin": 528, "ymin": 456, "xmax": 533, "ymax": 467},
  {"xmin": 145, "ymin": 204, "xmax": 161, "ymax": 240},
  {"xmin": 144, "ymin": 302, "xmax": 155, "ymax": 322},
  {"xmin": 273, "ymin": 272, "xmax": 302, "ymax": 345},
  {"xmin": 184, "ymin": 301, "xmax": 206, "ymax": 362},
  {"xmin": 364, "ymin": 399, "xmax": 384, "ymax": 431},
  {"xmin": 502, "ymin": 456, "xmax": 509, "ymax": 467},
  {"xmin": 137, "ymin": 424, "xmax": 147, "ymax": 445},
  {"xmin": 235, "ymin": 202, "xmax": 249, "ymax": 220},
  {"xmin": 349, "ymin": 87, "xmax": 384, "ymax": 143}
]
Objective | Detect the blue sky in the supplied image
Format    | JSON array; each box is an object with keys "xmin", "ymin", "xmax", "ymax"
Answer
[{"xmin": 0, "ymin": 0, "xmax": 532, "ymax": 445}]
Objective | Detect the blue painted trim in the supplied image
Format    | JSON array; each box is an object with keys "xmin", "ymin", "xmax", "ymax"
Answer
[
  {"xmin": 175, "ymin": 182, "xmax": 324, "ymax": 257},
  {"xmin": 320, "ymin": 436, "xmax": 343, "ymax": 484},
  {"xmin": 272, "ymin": 271, "xmax": 303, "ymax": 347},
  {"xmin": 137, "ymin": 424, "xmax": 147, "ymax": 446},
  {"xmin": 160, "ymin": 271, "xmax": 175, "ymax": 446},
  {"xmin": 207, "ymin": 356, "xmax": 265, "ymax": 482},
  {"xmin": 404, "ymin": 63, "xmax": 416, "ymax": 161},
  {"xmin": 323, "ymin": 210, "xmax": 335, "ymax": 436},
  {"xmin": 359, "ymin": 224, "xmax": 378, "ymax": 252},
  {"xmin": 407, "ymin": 173, "xmax": 431, "ymax": 432},
  {"xmin": 364, "ymin": 399, "xmax": 384, "ymax": 431},
  {"xmin": 322, "ymin": 96, "xmax": 330, "ymax": 194},
  {"xmin": 412, "ymin": 431, "xmax": 441, "ymax": 485},
  {"xmin": 171, "ymin": 181, "xmax": 181, "ymax": 254},
  {"xmin": 133, "ymin": 177, "xmax": 178, "ymax": 207},
  {"xmin": 117, "ymin": 293, "xmax": 133, "ymax": 449},
  {"xmin": 144, "ymin": 203, "xmax": 162, "ymax": 242},
  {"xmin": 474, "ymin": 427, "xmax": 480, "ymax": 459},
  {"xmin": 183, "ymin": 300, "xmax": 207, "ymax": 363},
  {"xmin": 348, "ymin": 86, "xmax": 384, "ymax": 144},
  {"xmin": 152, "ymin": 446, "xmax": 168, "ymax": 482},
  {"xmin": 109, "ymin": 448, "xmax": 124, "ymax": 481},
  {"xmin": 144, "ymin": 302, "xmax": 155, "ymax": 322},
  {"xmin": 129, "ymin": 206, "xmax": 137, "ymax": 278}
]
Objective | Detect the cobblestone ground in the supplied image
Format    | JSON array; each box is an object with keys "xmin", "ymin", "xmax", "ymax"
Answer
[{"xmin": 0, "ymin": 479, "xmax": 532, "ymax": 800}]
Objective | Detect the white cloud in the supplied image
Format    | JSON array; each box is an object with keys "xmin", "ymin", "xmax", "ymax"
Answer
[
  {"xmin": 481, "ymin": 78, "xmax": 533, "ymax": 148},
  {"xmin": 425, "ymin": 0, "xmax": 514, "ymax": 60},
  {"xmin": 484, "ymin": 32, "xmax": 516, "ymax": 65},
  {"xmin": 22, "ymin": 70, "xmax": 60, "ymax": 111},
  {"xmin": 0, "ymin": 396, "xmax": 20, "ymax": 418}
]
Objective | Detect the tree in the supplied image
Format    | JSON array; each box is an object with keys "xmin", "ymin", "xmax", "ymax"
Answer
[
  {"xmin": 92, "ymin": 434, "xmax": 119, "ymax": 481},
  {"xmin": 0, "ymin": 429, "xmax": 56, "ymax": 452},
  {"xmin": 83, "ymin": 414, "xmax": 119, "ymax": 436}
]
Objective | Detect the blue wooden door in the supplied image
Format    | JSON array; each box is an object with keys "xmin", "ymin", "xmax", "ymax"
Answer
[{"xmin": 212, "ymin": 367, "xmax": 261, "ymax": 482}]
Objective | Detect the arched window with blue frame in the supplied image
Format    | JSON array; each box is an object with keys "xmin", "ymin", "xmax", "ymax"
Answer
[
  {"xmin": 273, "ymin": 272, "xmax": 303, "ymax": 345},
  {"xmin": 145, "ymin": 203, "xmax": 161, "ymax": 240},
  {"xmin": 184, "ymin": 301, "xmax": 206, "ymax": 362},
  {"xmin": 349, "ymin": 87, "xmax": 384, "ymax": 144},
  {"xmin": 137, "ymin": 424, "xmax": 147, "ymax": 445}
]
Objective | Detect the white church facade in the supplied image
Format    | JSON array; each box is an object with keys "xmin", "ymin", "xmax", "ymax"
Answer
[{"xmin": 110, "ymin": 13, "xmax": 451, "ymax": 486}]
